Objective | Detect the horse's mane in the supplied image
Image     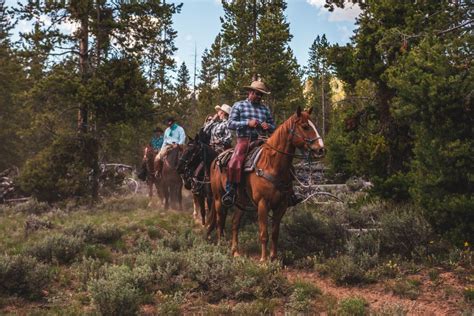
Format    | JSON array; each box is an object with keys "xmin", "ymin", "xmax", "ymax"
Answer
[{"xmin": 258, "ymin": 114, "xmax": 296, "ymax": 169}]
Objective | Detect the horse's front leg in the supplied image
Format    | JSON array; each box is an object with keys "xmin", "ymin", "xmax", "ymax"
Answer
[
  {"xmin": 270, "ymin": 205, "xmax": 287, "ymax": 261},
  {"xmin": 198, "ymin": 194, "xmax": 206, "ymax": 226},
  {"xmin": 192, "ymin": 194, "xmax": 200, "ymax": 219},
  {"xmin": 257, "ymin": 199, "xmax": 269, "ymax": 262},
  {"xmin": 214, "ymin": 196, "xmax": 225, "ymax": 242},
  {"xmin": 206, "ymin": 198, "xmax": 216, "ymax": 240},
  {"xmin": 231, "ymin": 208, "xmax": 243, "ymax": 257},
  {"xmin": 147, "ymin": 181, "xmax": 154, "ymax": 207},
  {"xmin": 177, "ymin": 184, "xmax": 183, "ymax": 211}
]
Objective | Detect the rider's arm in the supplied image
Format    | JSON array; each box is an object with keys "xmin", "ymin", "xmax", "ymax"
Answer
[
  {"xmin": 220, "ymin": 122, "xmax": 232, "ymax": 146},
  {"xmin": 177, "ymin": 126, "xmax": 186, "ymax": 145},
  {"xmin": 161, "ymin": 128, "xmax": 170, "ymax": 148},
  {"xmin": 203, "ymin": 120, "xmax": 215, "ymax": 134},
  {"xmin": 227, "ymin": 102, "xmax": 247, "ymax": 131}
]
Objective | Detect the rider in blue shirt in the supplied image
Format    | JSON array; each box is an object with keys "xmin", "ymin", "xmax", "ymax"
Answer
[{"xmin": 150, "ymin": 127, "xmax": 164, "ymax": 151}]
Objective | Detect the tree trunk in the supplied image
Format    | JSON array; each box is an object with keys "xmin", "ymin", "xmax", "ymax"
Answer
[{"xmin": 78, "ymin": 7, "xmax": 89, "ymax": 133}]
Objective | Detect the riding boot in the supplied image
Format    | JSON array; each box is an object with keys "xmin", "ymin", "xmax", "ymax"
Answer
[{"xmin": 222, "ymin": 181, "xmax": 237, "ymax": 207}]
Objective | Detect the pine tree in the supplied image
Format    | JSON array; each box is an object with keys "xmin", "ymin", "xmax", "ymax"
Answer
[
  {"xmin": 219, "ymin": 0, "xmax": 260, "ymax": 101},
  {"xmin": 306, "ymin": 34, "xmax": 331, "ymax": 136},
  {"xmin": 0, "ymin": 0, "xmax": 28, "ymax": 169},
  {"xmin": 197, "ymin": 48, "xmax": 218, "ymax": 126},
  {"xmin": 219, "ymin": 0, "xmax": 303, "ymax": 120},
  {"xmin": 175, "ymin": 62, "xmax": 192, "ymax": 119},
  {"xmin": 326, "ymin": 1, "xmax": 455, "ymax": 195}
]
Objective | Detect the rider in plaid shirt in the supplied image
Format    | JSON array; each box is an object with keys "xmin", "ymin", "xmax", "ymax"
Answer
[
  {"xmin": 222, "ymin": 81, "xmax": 274, "ymax": 206},
  {"xmin": 204, "ymin": 104, "xmax": 233, "ymax": 152},
  {"xmin": 228, "ymin": 99, "xmax": 275, "ymax": 140}
]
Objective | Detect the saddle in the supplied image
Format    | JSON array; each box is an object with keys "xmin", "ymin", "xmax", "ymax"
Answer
[{"xmin": 216, "ymin": 145, "xmax": 263, "ymax": 173}]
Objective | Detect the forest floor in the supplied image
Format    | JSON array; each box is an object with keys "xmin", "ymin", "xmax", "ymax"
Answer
[{"xmin": 0, "ymin": 190, "xmax": 472, "ymax": 315}]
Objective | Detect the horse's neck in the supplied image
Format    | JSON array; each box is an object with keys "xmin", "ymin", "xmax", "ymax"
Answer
[{"xmin": 259, "ymin": 123, "xmax": 294, "ymax": 174}]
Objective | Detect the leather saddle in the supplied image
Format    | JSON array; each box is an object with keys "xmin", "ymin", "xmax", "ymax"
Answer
[{"xmin": 216, "ymin": 144, "xmax": 263, "ymax": 173}]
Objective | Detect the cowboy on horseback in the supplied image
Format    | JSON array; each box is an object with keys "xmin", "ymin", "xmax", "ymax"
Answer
[
  {"xmin": 222, "ymin": 81, "xmax": 276, "ymax": 206},
  {"xmin": 222, "ymin": 81, "xmax": 304, "ymax": 207},
  {"xmin": 155, "ymin": 117, "xmax": 186, "ymax": 180},
  {"xmin": 203, "ymin": 103, "xmax": 233, "ymax": 153}
]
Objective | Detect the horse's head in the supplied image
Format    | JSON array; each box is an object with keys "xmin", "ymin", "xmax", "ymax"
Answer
[
  {"xmin": 289, "ymin": 106, "xmax": 325, "ymax": 158},
  {"xmin": 177, "ymin": 135, "xmax": 201, "ymax": 175}
]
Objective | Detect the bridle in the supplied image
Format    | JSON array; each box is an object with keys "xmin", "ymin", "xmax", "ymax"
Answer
[{"xmin": 262, "ymin": 118, "xmax": 323, "ymax": 159}]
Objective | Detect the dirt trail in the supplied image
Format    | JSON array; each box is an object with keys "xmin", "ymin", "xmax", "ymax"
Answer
[{"xmin": 285, "ymin": 270, "xmax": 469, "ymax": 315}]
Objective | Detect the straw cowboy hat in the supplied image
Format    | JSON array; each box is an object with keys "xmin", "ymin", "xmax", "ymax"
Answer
[
  {"xmin": 243, "ymin": 81, "xmax": 271, "ymax": 95},
  {"xmin": 214, "ymin": 103, "xmax": 232, "ymax": 115}
]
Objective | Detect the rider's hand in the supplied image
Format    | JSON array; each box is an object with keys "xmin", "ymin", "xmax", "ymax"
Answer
[
  {"xmin": 261, "ymin": 122, "xmax": 270, "ymax": 130},
  {"xmin": 248, "ymin": 119, "xmax": 258, "ymax": 128}
]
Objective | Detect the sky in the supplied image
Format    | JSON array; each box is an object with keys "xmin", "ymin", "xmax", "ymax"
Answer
[{"xmin": 5, "ymin": 0, "xmax": 361, "ymax": 79}]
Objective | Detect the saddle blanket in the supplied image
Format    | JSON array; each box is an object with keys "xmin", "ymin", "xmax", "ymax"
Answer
[{"xmin": 216, "ymin": 146, "xmax": 263, "ymax": 172}]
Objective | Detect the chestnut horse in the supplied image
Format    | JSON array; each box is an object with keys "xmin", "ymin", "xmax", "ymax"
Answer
[
  {"xmin": 154, "ymin": 146, "xmax": 183, "ymax": 210},
  {"xmin": 209, "ymin": 107, "xmax": 324, "ymax": 261},
  {"xmin": 143, "ymin": 146, "xmax": 163, "ymax": 207}
]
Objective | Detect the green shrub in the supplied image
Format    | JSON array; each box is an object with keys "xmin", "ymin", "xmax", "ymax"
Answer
[
  {"xmin": 0, "ymin": 254, "xmax": 51, "ymax": 299},
  {"xmin": 88, "ymin": 264, "xmax": 154, "ymax": 315},
  {"xmin": 74, "ymin": 257, "xmax": 106, "ymax": 290},
  {"xmin": 160, "ymin": 228, "xmax": 198, "ymax": 251},
  {"xmin": 26, "ymin": 233, "xmax": 84, "ymax": 264},
  {"xmin": 159, "ymin": 291, "xmax": 184, "ymax": 315},
  {"xmin": 10, "ymin": 199, "xmax": 50, "ymax": 215},
  {"xmin": 233, "ymin": 260, "xmax": 289, "ymax": 300},
  {"xmin": 135, "ymin": 248, "xmax": 186, "ymax": 292},
  {"xmin": 280, "ymin": 209, "xmax": 347, "ymax": 262},
  {"xmin": 134, "ymin": 235, "xmax": 153, "ymax": 253},
  {"xmin": 323, "ymin": 255, "xmax": 371, "ymax": 285},
  {"xmin": 337, "ymin": 297, "xmax": 368, "ymax": 316},
  {"xmin": 185, "ymin": 244, "xmax": 235, "ymax": 302},
  {"xmin": 19, "ymin": 134, "xmax": 99, "ymax": 202},
  {"xmin": 65, "ymin": 223, "xmax": 123, "ymax": 244},
  {"xmin": 378, "ymin": 208, "xmax": 432, "ymax": 258},
  {"xmin": 387, "ymin": 278, "xmax": 421, "ymax": 300},
  {"xmin": 83, "ymin": 244, "xmax": 113, "ymax": 262},
  {"xmin": 286, "ymin": 280, "xmax": 321, "ymax": 313},
  {"xmin": 233, "ymin": 299, "xmax": 279, "ymax": 315},
  {"xmin": 147, "ymin": 226, "xmax": 163, "ymax": 239},
  {"xmin": 463, "ymin": 287, "xmax": 474, "ymax": 302}
]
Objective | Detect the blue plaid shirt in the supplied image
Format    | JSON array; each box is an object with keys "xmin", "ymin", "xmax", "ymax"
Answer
[{"xmin": 228, "ymin": 99, "xmax": 275, "ymax": 139}]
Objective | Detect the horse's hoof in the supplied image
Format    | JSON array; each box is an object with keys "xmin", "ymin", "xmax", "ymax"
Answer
[{"xmin": 232, "ymin": 251, "xmax": 241, "ymax": 258}]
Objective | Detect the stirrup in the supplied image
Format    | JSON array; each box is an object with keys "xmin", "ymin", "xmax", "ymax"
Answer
[{"xmin": 221, "ymin": 190, "xmax": 236, "ymax": 207}]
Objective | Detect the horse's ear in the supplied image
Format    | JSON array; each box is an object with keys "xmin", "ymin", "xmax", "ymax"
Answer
[
  {"xmin": 296, "ymin": 106, "xmax": 302, "ymax": 117},
  {"xmin": 307, "ymin": 107, "xmax": 313, "ymax": 115}
]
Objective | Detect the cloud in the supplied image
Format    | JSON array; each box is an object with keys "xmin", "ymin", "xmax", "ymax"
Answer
[
  {"xmin": 337, "ymin": 25, "xmax": 352, "ymax": 42},
  {"xmin": 185, "ymin": 34, "xmax": 193, "ymax": 41},
  {"xmin": 306, "ymin": 0, "xmax": 361, "ymax": 22}
]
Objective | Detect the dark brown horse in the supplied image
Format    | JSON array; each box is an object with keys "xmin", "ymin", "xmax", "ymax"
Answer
[
  {"xmin": 209, "ymin": 107, "xmax": 324, "ymax": 261},
  {"xmin": 143, "ymin": 146, "xmax": 163, "ymax": 207},
  {"xmin": 155, "ymin": 146, "xmax": 183, "ymax": 210},
  {"xmin": 177, "ymin": 134, "xmax": 216, "ymax": 226}
]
